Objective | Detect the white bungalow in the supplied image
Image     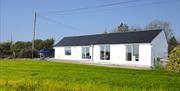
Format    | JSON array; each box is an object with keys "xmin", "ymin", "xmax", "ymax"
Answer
[{"xmin": 54, "ymin": 30, "xmax": 168, "ymax": 68}]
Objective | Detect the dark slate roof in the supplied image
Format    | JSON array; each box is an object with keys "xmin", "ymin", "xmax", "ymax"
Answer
[{"xmin": 55, "ymin": 30, "xmax": 162, "ymax": 46}]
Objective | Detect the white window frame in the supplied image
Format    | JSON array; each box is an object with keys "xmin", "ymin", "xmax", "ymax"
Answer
[
  {"xmin": 126, "ymin": 44, "xmax": 139, "ymax": 61},
  {"xmin": 100, "ymin": 45, "xmax": 110, "ymax": 60},
  {"xmin": 64, "ymin": 47, "xmax": 71, "ymax": 55},
  {"xmin": 82, "ymin": 47, "xmax": 91, "ymax": 59}
]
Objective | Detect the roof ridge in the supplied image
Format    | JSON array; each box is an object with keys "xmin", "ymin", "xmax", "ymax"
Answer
[
  {"xmin": 109, "ymin": 29, "xmax": 162, "ymax": 34},
  {"xmin": 64, "ymin": 29, "xmax": 162, "ymax": 38}
]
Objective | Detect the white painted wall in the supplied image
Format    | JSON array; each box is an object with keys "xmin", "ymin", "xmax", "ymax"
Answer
[
  {"xmin": 54, "ymin": 46, "xmax": 92, "ymax": 61},
  {"xmin": 151, "ymin": 31, "xmax": 168, "ymax": 66},
  {"xmin": 139, "ymin": 44, "xmax": 152, "ymax": 67},
  {"xmin": 54, "ymin": 43, "xmax": 152, "ymax": 67},
  {"xmin": 93, "ymin": 44, "xmax": 152, "ymax": 67}
]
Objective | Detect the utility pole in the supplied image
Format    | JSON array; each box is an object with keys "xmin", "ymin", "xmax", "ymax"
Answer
[
  {"xmin": 0, "ymin": 0, "xmax": 1, "ymax": 43},
  {"xmin": 10, "ymin": 32, "xmax": 13, "ymax": 43},
  {"xmin": 0, "ymin": 27, "xmax": 1, "ymax": 43},
  {"xmin": 32, "ymin": 12, "xmax": 37, "ymax": 58}
]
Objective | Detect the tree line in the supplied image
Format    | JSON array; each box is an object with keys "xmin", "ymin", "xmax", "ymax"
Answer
[
  {"xmin": 0, "ymin": 38, "xmax": 54, "ymax": 58},
  {"xmin": 0, "ymin": 20, "xmax": 179, "ymax": 58}
]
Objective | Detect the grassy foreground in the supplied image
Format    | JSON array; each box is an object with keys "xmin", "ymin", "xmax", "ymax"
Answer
[{"xmin": 0, "ymin": 59, "xmax": 180, "ymax": 91}]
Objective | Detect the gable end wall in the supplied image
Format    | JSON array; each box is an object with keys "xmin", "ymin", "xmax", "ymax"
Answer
[{"xmin": 151, "ymin": 31, "xmax": 168, "ymax": 66}]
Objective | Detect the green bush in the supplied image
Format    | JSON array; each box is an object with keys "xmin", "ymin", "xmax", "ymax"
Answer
[
  {"xmin": 0, "ymin": 42, "xmax": 13, "ymax": 58},
  {"xmin": 18, "ymin": 49, "xmax": 39, "ymax": 58},
  {"xmin": 167, "ymin": 45, "xmax": 180, "ymax": 72}
]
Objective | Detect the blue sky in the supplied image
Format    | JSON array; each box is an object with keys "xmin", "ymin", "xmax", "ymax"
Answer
[{"xmin": 0, "ymin": 0, "xmax": 180, "ymax": 43}]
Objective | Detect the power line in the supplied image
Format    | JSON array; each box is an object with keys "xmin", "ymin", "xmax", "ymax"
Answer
[
  {"xmin": 37, "ymin": 14, "xmax": 91, "ymax": 33},
  {"xmin": 39, "ymin": 0, "xmax": 172, "ymax": 15},
  {"xmin": 37, "ymin": 0, "xmax": 174, "ymax": 34},
  {"xmin": 37, "ymin": 0, "xmax": 175, "ymax": 37},
  {"xmin": 36, "ymin": 0, "xmax": 174, "ymax": 36},
  {"xmin": 39, "ymin": 0, "xmax": 142, "ymax": 14},
  {"xmin": 44, "ymin": 0, "xmax": 172, "ymax": 16}
]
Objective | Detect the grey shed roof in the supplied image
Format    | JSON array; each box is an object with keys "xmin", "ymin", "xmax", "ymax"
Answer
[{"xmin": 55, "ymin": 30, "xmax": 162, "ymax": 46}]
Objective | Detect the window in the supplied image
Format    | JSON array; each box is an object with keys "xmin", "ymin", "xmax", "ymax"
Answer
[
  {"xmin": 126, "ymin": 45, "xmax": 132, "ymax": 61},
  {"xmin": 133, "ymin": 45, "xmax": 139, "ymax": 61},
  {"xmin": 65, "ymin": 47, "xmax": 71, "ymax": 55},
  {"xmin": 100, "ymin": 45, "xmax": 110, "ymax": 60},
  {"xmin": 126, "ymin": 44, "xmax": 139, "ymax": 61},
  {"xmin": 82, "ymin": 47, "xmax": 91, "ymax": 59}
]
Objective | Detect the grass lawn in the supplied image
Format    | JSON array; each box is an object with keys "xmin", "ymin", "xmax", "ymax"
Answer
[{"xmin": 0, "ymin": 59, "xmax": 180, "ymax": 91}]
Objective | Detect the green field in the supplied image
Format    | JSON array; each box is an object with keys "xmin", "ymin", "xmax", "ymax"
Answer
[{"xmin": 0, "ymin": 59, "xmax": 180, "ymax": 91}]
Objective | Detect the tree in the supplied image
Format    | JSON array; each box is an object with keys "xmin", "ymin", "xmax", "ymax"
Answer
[
  {"xmin": 103, "ymin": 31, "xmax": 108, "ymax": 34},
  {"xmin": 43, "ymin": 38, "xmax": 54, "ymax": 49},
  {"xmin": 168, "ymin": 37, "xmax": 178, "ymax": 53},
  {"xmin": 145, "ymin": 20, "xmax": 173, "ymax": 42},
  {"xmin": 34, "ymin": 38, "xmax": 54, "ymax": 50},
  {"xmin": 3, "ymin": 38, "xmax": 54, "ymax": 58},
  {"xmin": 0, "ymin": 42, "xmax": 13, "ymax": 58},
  {"xmin": 113, "ymin": 23, "xmax": 129, "ymax": 32},
  {"xmin": 129, "ymin": 26, "xmax": 143, "ymax": 31},
  {"xmin": 167, "ymin": 45, "xmax": 180, "ymax": 72},
  {"xmin": 34, "ymin": 39, "xmax": 44, "ymax": 50},
  {"xmin": 11, "ymin": 41, "xmax": 31, "ymax": 57},
  {"xmin": 178, "ymin": 36, "xmax": 180, "ymax": 44}
]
